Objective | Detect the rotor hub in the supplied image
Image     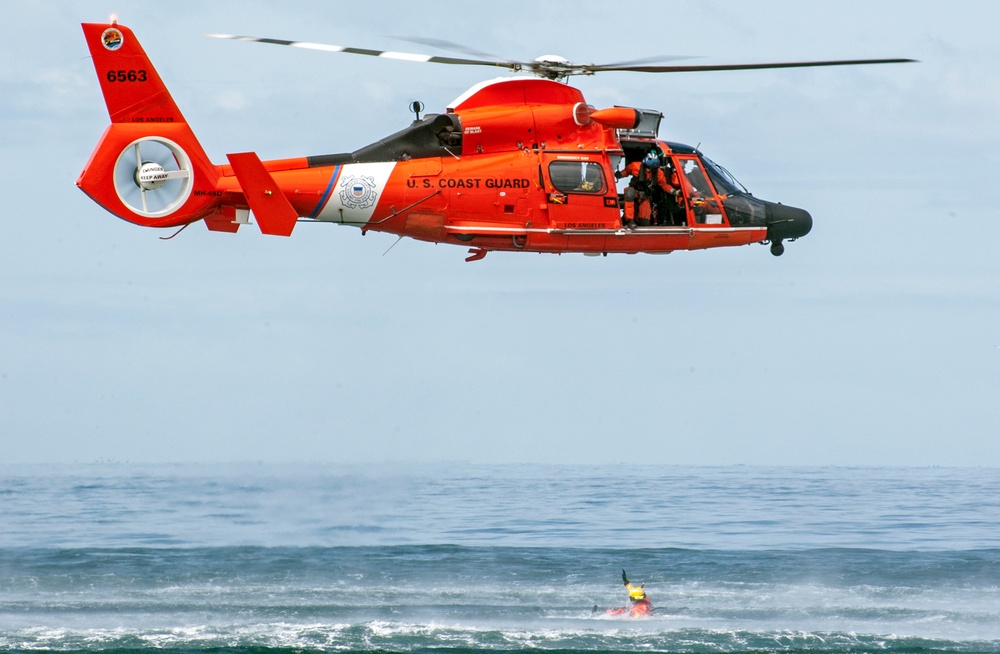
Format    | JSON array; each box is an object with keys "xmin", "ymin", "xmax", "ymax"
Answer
[{"xmin": 135, "ymin": 162, "xmax": 169, "ymax": 190}]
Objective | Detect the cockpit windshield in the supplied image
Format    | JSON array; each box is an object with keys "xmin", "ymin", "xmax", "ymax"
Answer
[{"xmin": 701, "ymin": 156, "xmax": 748, "ymax": 196}]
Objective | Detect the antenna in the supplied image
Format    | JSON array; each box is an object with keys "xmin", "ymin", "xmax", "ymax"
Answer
[{"xmin": 409, "ymin": 100, "xmax": 424, "ymax": 122}]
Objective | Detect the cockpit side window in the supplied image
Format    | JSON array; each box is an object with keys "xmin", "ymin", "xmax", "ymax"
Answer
[
  {"xmin": 680, "ymin": 158, "xmax": 713, "ymax": 197},
  {"xmin": 678, "ymin": 157, "xmax": 726, "ymax": 225}
]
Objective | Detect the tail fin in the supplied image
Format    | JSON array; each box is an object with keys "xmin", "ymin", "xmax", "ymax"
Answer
[{"xmin": 77, "ymin": 21, "xmax": 221, "ymax": 228}]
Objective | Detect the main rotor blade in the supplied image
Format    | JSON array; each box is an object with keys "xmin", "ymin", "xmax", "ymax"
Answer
[
  {"xmin": 390, "ymin": 36, "xmax": 506, "ymax": 63},
  {"xmin": 584, "ymin": 58, "xmax": 916, "ymax": 74},
  {"xmin": 599, "ymin": 55, "xmax": 697, "ymax": 67},
  {"xmin": 205, "ymin": 33, "xmax": 523, "ymax": 71},
  {"xmin": 206, "ymin": 33, "xmax": 915, "ymax": 79}
]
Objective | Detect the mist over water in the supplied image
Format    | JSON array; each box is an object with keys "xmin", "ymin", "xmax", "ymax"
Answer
[{"xmin": 2, "ymin": 464, "xmax": 999, "ymax": 652}]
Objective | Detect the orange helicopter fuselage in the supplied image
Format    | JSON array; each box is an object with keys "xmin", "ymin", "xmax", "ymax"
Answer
[{"xmin": 77, "ymin": 22, "xmax": 810, "ymax": 260}]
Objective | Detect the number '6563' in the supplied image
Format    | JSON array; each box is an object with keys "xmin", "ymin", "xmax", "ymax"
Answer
[{"xmin": 106, "ymin": 69, "xmax": 147, "ymax": 83}]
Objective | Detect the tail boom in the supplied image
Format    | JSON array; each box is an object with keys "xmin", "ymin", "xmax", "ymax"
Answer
[{"xmin": 79, "ymin": 21, "xmax": 373, "ymax": 237}]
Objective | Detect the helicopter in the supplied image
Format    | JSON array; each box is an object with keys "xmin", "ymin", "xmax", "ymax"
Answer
[{"xmin": 77, "ymin": 21, "xmax": 912, "ymax": 260}]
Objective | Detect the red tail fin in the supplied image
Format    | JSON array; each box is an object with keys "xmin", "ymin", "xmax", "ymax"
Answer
[
  {"xmin": 81, "ymin": 22, "xmax": 185, "ymax": 124},
  {"xmin": 78, "ymin": 21, "xmax": 220, "ymax": 228}
]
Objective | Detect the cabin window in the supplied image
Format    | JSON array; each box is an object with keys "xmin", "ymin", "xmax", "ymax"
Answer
[{"xmin": 548, "ymin": 161, "xmax": 606, "ymax": 194}]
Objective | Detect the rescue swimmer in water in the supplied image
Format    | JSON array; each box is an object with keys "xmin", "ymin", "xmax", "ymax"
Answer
[{"xmin": 593, "ymin": 569, "xmax": 654, "ymax": 617}]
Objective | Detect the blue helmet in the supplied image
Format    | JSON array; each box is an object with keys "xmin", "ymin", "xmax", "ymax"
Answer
[{"xmin": 642, "ymin": 153, "xmax": 660, "ymax": 169}]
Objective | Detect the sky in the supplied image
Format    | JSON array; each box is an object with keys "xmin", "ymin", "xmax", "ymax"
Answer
[{"xmin": 1, "ymin": 0, "xmax": 998, "ymax": 466}]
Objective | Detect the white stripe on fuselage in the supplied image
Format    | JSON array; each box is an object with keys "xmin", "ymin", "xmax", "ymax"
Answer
[{"xmin": 315, "ymin": 161, "xmax": 397, "ymax": 225}]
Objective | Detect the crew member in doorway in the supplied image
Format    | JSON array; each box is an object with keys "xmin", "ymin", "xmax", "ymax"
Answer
[{"xmin": 616, "ymin": 151, "xmax": 678, "ymax": 228}]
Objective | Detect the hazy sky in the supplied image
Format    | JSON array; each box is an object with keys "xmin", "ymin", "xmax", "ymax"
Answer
[{"xmin": 1, "ymin": 0, "xmax": 997, "ymax": 465}]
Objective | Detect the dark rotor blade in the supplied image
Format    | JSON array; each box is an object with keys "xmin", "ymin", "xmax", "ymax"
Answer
[
  {"xmin": 391, "ymin": 35, "xmax": 506, "ymax": 62},
  {"xmin": 387, "ymin": 47, "xmax": 695, "ymax": 70},
  {"xmin": 584, "ymin": 57, "xmax": 917, "ymax": 74},
  {"xmin": 206, "ymin": 34, "xmax": 915, "ymax": 79},
  {"xmin": 599, "ymin": 55, "xmax": 697, "ymax": 67},
  {"xmin": 205, "ymin": 33, "xmax": 523, "ymax": 71}
]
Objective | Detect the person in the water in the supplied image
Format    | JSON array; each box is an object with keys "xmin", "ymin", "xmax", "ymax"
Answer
[{"xmin": 603, "ymin": 569, "xmax": 653, "ymax": 617}]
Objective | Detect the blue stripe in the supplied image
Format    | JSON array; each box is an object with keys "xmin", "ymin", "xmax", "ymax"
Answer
[{"xmin": 308, "ymin": 165, "xmax": 341, "ymax": 218}]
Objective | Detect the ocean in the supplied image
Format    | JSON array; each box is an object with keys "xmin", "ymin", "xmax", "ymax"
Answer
[{"xmin": 1, "ymin": 464, "xmax": 998, "ymax": 653}]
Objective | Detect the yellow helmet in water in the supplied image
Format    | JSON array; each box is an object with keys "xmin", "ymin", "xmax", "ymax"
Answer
[{"xmin": 622, "ymin": 570, "xmax": 647, "ymax": 601}]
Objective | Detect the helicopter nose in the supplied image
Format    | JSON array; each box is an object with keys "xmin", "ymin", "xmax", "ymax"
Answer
[{"xmin": 766, "ymin": 203, "xmax": 812, "ymax": 241}]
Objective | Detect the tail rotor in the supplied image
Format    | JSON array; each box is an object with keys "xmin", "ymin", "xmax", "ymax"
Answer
[{"xmin": 113, "ymin": 137, "xmax": 194, "ymax": 218}]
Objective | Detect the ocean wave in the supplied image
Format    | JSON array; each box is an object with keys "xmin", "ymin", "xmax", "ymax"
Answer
[{"xmin": 3, "ymin": 623, "xmax": 1000, "ymax": 653}]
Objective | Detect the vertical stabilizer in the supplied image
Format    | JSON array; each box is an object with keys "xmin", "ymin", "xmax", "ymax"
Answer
[{"xmin": 81, "ymin": 21, "xmax": 185, "ymax": 124}]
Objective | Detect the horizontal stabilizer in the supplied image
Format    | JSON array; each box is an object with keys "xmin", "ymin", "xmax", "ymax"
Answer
[{"xmin": 226, "ymin": 152, "xmax": 299, "ymax": 236}]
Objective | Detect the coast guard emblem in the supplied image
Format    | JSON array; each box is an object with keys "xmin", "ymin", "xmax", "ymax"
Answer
[
  {"xmin": 101, "ymin": 28, "xmax": 124, "ymax": 51},
  {"xmin": 339, "ymin": 175, "xmax": 378, "ymax": 210}
]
